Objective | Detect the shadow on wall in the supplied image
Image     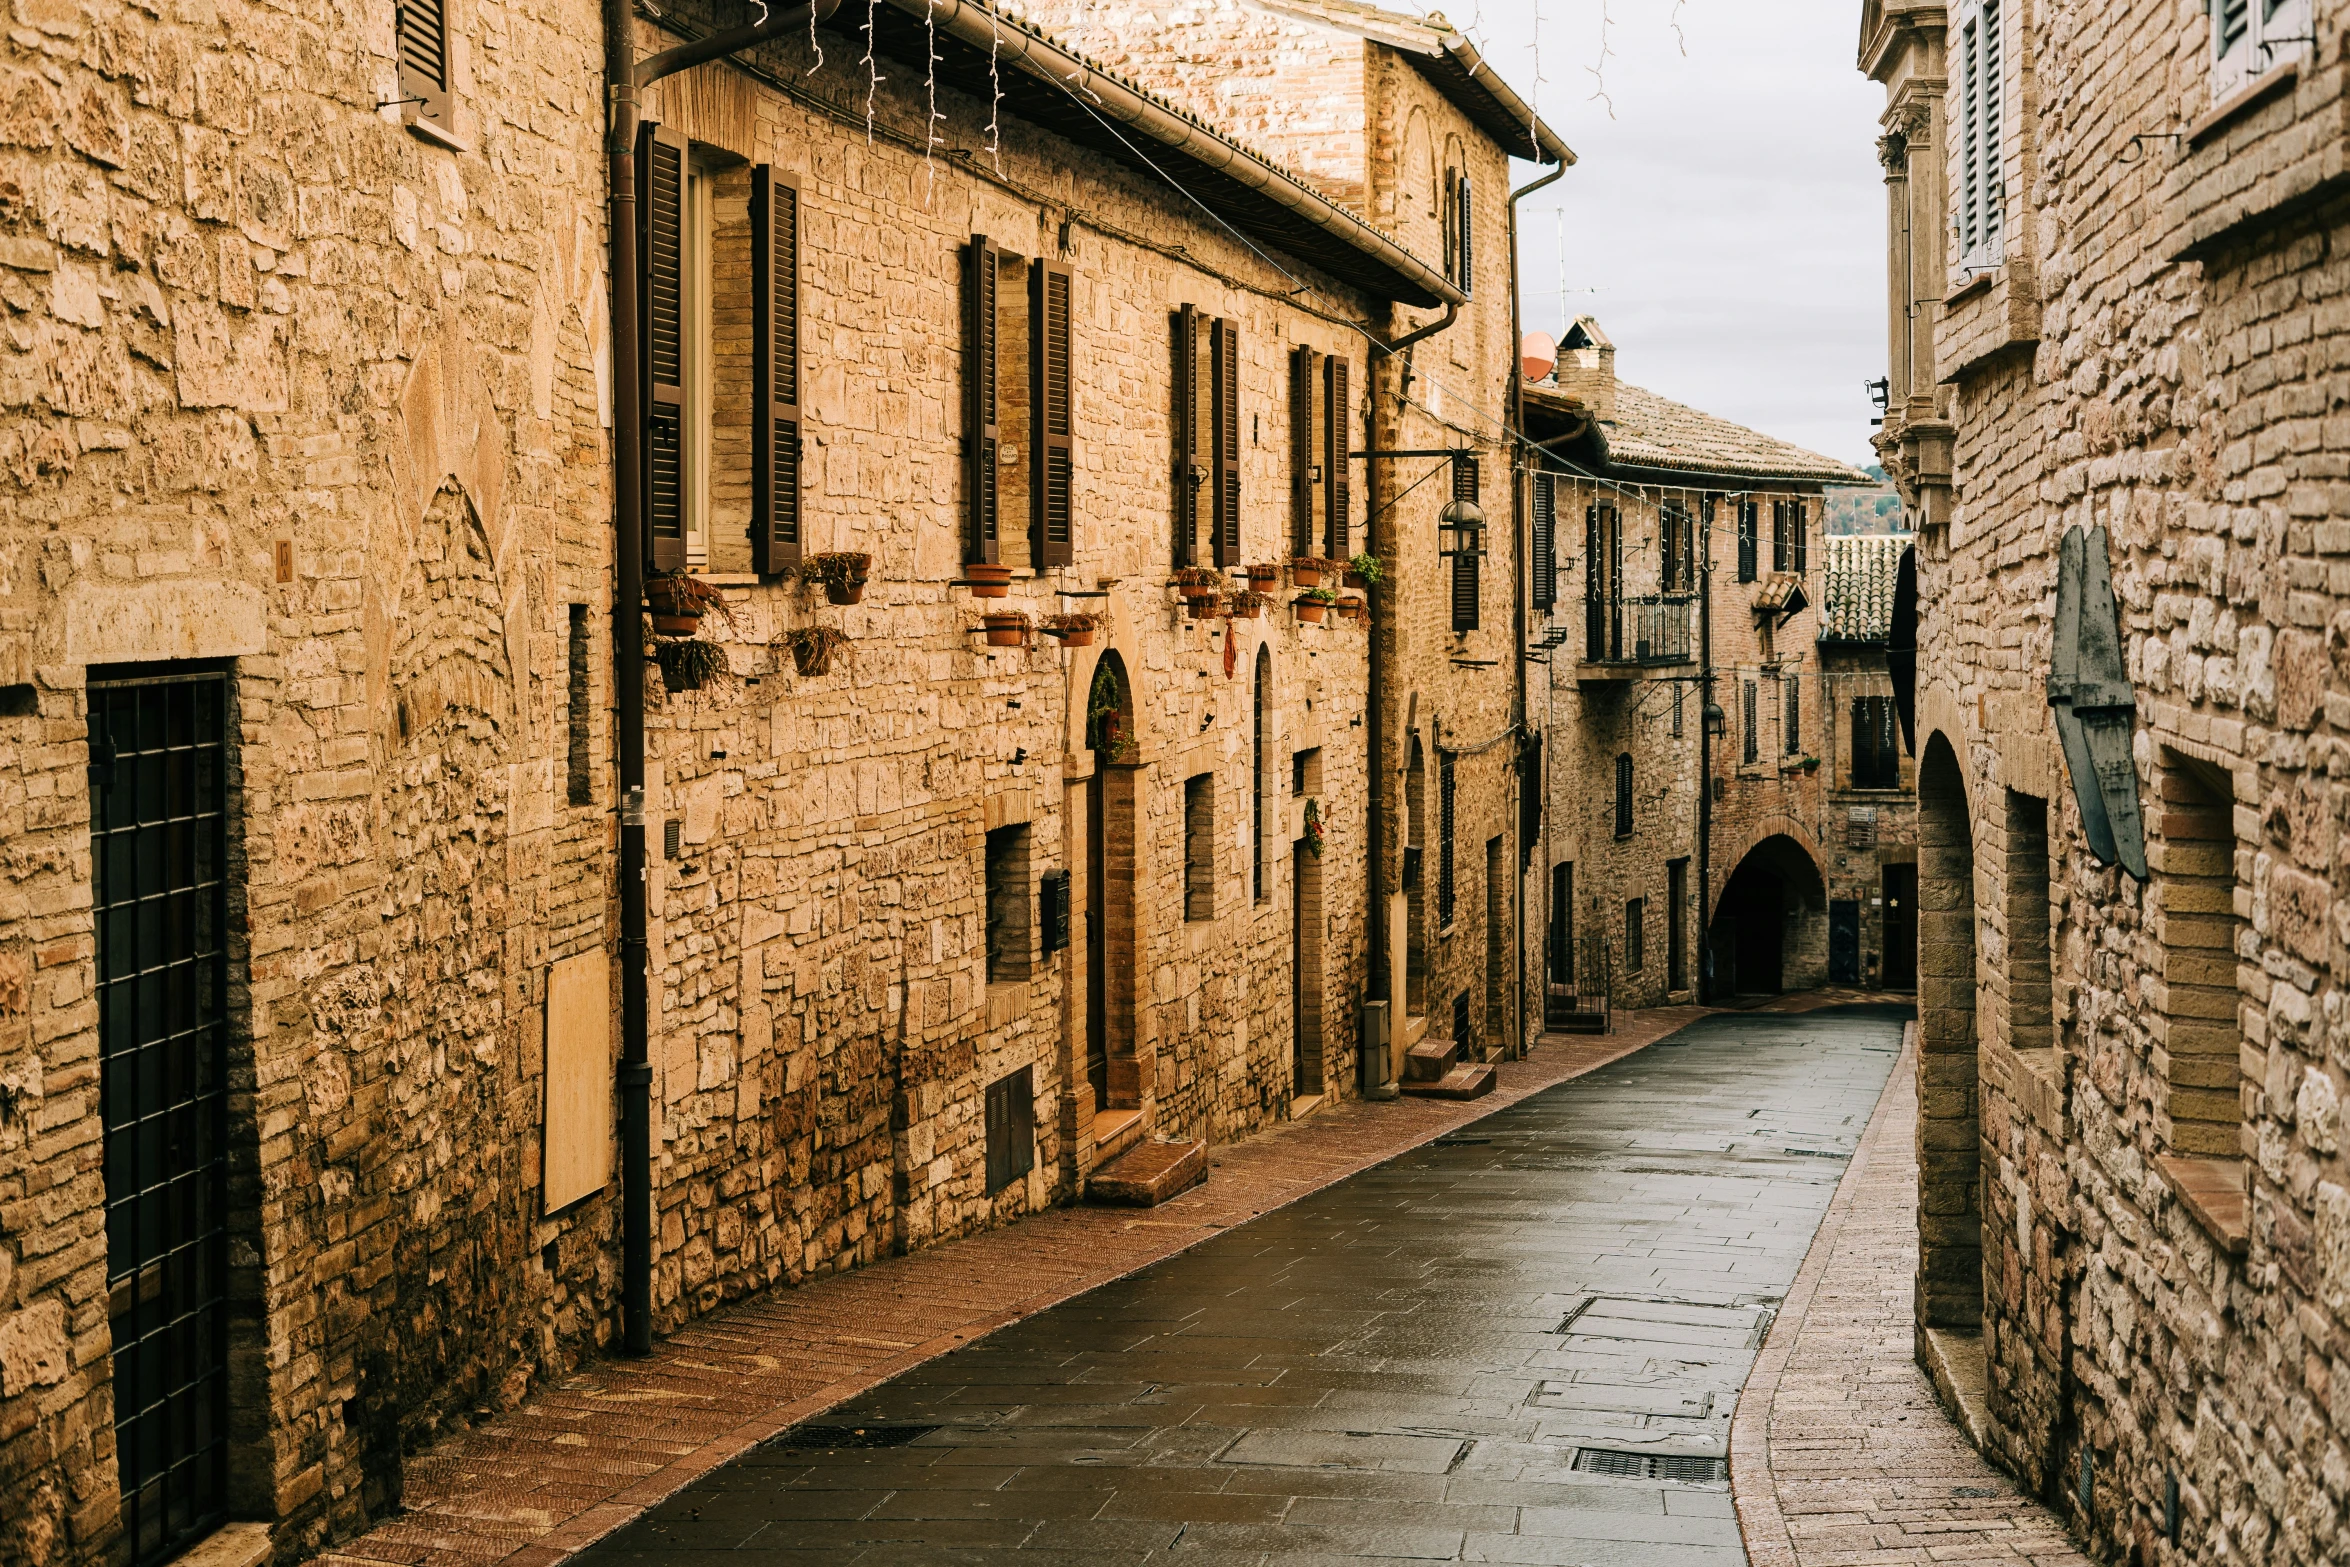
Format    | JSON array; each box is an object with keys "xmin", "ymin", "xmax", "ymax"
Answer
[{"xmin": 1708, "ymin": 834, "xmax": 1826, "ymax": 995}]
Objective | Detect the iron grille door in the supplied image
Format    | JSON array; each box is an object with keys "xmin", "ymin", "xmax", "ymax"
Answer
[{"xmin": 92, "ymin": 671, "xmax": 231, "ymax": 1566}]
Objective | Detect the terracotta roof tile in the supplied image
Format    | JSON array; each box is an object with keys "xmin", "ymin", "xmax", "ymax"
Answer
[
  {"xmin": 1817, "ymin": 533, "xmax": 1912, "ymax": 643},
  {"xmin": 1602, "ymin": 382, "xmax": 1873, "ymax": 487}
]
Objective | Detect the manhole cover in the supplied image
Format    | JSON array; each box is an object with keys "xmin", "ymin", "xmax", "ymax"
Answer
[
  {"xmin": 1555, "ymin": 1297, "xmax": 1771, "ymax": 1348},
  {"xmin": 1573, "ymin": 1448, "xmax": 1728, "ymax": 1484},
  {"xmin": 770, "ymin": 1423, "xmax": 941, "ymax": 1450}
]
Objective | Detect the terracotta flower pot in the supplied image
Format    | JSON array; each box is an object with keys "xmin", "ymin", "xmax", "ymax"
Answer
[
  {"xmin": 1247, "ymin": 568, "xmax": 1279, "ymax": 590},
  {"xmin": 1291, "ymin": 562, "xmax": 1324, "ymax": 589},
  {"xmin": 983, "ymin": 614, "xmax": 1029, "ymax": 647},
  {"xmin": 1344, "ymin": 571, "xmax": 1370, "ymax": 590},
  {"xmin": 1229, "ymin": 600, "xmax": 1262, "ymax": 620},
  {"xmin": 824, "ymin": 578, "xmax": 868, "ymax": 605},
  {"xmin": 1337, "ymin": 598, "xmax": 1368, "ymax": 622},
  {"xmin": 965, "ymin": 562, "xmax": 1012, "ymax": 599},
  {"xmin": 650, "ymin": 612, "xmax": 702, "ymax": 638},
  {"xmin": 1048, "ymin": 627, "xmax": 1096, "ymax": 647},
  {"xmin": 1183, "ymin": 593, "xmax": 1219, "ymax": 619},
  {"xmin": 1294, "ymin": 598, "xmax": 1327, "ymax": 623}
]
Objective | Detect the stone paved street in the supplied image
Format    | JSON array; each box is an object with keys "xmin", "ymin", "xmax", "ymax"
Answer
[{"xmin": 570, "ymin": 1007, "xmax": 1909, "ymax": 1564}]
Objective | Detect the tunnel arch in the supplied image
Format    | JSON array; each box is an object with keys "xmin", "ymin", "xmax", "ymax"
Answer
[{"xmin": 1706, "ymin": 831, "xmax": 1828, "ymax": 995}]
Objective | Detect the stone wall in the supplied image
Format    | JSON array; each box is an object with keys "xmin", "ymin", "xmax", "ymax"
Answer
[{"xmin": 1864, "ymin": 1, "xmax": 2350, "ymax": 1559}]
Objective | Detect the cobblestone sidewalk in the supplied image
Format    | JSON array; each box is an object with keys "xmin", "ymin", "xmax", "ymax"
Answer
[
  {"xmin": 318, "ymin": 1009, "xmax": 1709, "ymax": 1567},
  {"xmin": 1730, "ymin": 1025, "xmax": 2090, "ymax": 1567}
]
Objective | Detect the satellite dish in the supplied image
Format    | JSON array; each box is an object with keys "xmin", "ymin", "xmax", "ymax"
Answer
[{"xmin": 1520, "ymin": 331, "xmax": 1557, "ymax": 383}]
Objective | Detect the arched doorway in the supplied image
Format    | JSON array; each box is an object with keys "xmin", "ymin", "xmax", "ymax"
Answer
[
  {"xmin": 1708, "ymin": 833, "xmax": 1827, "ymax": 994},
  {"xmin": 1405, "ymin": 735, "xmax": 1428, "ymax": 1016},
  {"xmin": 1083, "ymin": 653, "xmax": 1140, "ymax": 1111},
  {"xmin": 1915, "ymin": 731, "xmax": 1980, "ymax": 1330}
]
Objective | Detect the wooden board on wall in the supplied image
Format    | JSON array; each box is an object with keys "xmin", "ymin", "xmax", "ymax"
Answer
[{"xmin": 544, "ymin": 948, "xmax": 613, "ymax": 1212}]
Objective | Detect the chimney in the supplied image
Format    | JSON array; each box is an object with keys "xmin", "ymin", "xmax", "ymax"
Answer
[{"xmin": 1554, "ymin": 315, "xmax": 1616, "ymax": 422}]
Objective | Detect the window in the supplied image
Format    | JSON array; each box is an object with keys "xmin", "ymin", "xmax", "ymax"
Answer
[
  {"xmin": 1661, "ymin": 504, "xmax": 1695, "ymax": 593},
  {"xmin": 1548, "ymin": 862, "xmax": 1574, "ymax": 983},
  {"xmin": 1438, "ymin": 751, "xmax": 1457, "ymax": 926},
  {"xmin": 1852, "ymin": 697, "xmax": 1901, "ymax": 788},
  {"xmin": 2003, "ymin": 791, "xmax": 2053, "ymax": 1054},
  {"xmin": 985, "ymin": 825, "xmax": 1032, "ymax": 983},
  {"xmin": 2155, "ymin": 754, "xmax": 2244, "ymax": 1160},
  {"xmin": 971, "ymin": 239, "xmax": 1077, "ymax": 571},
  {"xmin": 638, "ymin": 123, "xmax": 688, "ymax": 572},
  {"xmin": 1625, "ymin": 898, "xmax": 1645, "ymax": 973},
  {"xmin": 1736, "ymin": 501, "xmax": 1758, "ymax": 583},
  {"xmin": 1532, "ymin": 472, "xmax": 1557, "ymax": 612},
  {"xmin": 2210, "ymin": 0, "xmax": 2307, "ymax": 106},
  {"xmin": 1174, "ymin": 305, "xmax": 1239, "ymax": 567},
  {"xmin": 1784, "ymin": 675, "xmax": 1801, "ymax": 755},
  {"xmin": 1954, "ymin": 0, "xmax": 2005, "ymax": 274},
  {"xmin": 1613, "ymin": 752, "xmax": 1633, "ymax": 838},
  {"xmin": 1743, "ymin": 681, "xmax": 1759, "ymax": 764},
  {"xmin": 1667, "ymin": 859, "xmax": 1688, "ymax": 990},
  {"xmin": 1672, "ymin": 682, "xmax": 1684, "ymax": 738},
  {"xmin": 1287, "ymin": 349, "xmax": 1354, "ymax": 557},
  {"xmin": 1184, "ymin": 773, "xmax": 1215, "ymax": 921},
  {"xmin": 1769, "ymin": 500, "xmax": 1809, "ymax": 574},
  {"xmin": 395, "ymin": 0, "xmax": 452, "ymax": 126},
  {"xmin": 1450, "ymin": 456, "xmax": 1481, "ymax": 632},
  {"xmin": 984, "ymin": 1066, "xmax": 1036, "ymax": 1194},
  {"xmin": 566, "ymin": 605, "xmax": 592, "ymax": 806}
]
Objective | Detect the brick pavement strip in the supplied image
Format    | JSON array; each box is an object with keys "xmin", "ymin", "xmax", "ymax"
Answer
[
  {"xmin": 1728, "ymin": 1023, "xmax": 2090, "ymax": 1567},
  {"xmin": 316, "ymin": 1009, "xmax": 1710, "ymax": 1567}
]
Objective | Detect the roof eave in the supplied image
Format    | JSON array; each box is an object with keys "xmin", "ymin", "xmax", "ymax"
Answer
[{"xmin": 1412, "ymin": 36, "xmax": 1576, "ymax": 166}]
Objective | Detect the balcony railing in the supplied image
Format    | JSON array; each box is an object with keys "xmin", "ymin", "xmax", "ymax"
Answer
[{"xmin": 1584, "ymin": 592, "xmax": 1696, "ymax": 665}]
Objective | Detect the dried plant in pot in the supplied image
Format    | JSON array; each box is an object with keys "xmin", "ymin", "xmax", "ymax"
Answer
[
  {"xmin": 1173, "ymin": 566, "xmax": 1224, "ymax": 617},
  {"xmin": 964, "ymin": 561, "xmax": 1013, "ymax": 599},
  {"xmin": 801, "ymin": 551, "xmax": 872, "ymax": 605},
  {"xmin": 1041, "ymin": 612, "xmax": 1099, "ymax": 647},
  {"xmin": 1289, "ymin": 555, "xmax": 1337, "ymax": 589},
  {"xmin": 979, "ymin": 610, "xmax": 1033, "ymax": 648},
  {"xmin": 656, "ymin": 638, "xmax": 729, "ymax": 694},
  {"xmin": 1226, "ymin": 589, "xmax": 1270, "ymax": 621},
  {"xmin": 1294, "ymin": 585, "xmax": 1338, "ymax": 623},
  {"xmin": 785, "ymin": 626, "xmax": 854, "ymax": 678},
  {"xmin": 645, "ymin": 570, "xmax": 734, "ymax": 638},
  {"xmin": 1336, "ymin": 594, "xmax": 1369, "ymax": 623},
  {"xmin": 1246, "ymin": 562, "xmax": 1281, "ymax": 590}
]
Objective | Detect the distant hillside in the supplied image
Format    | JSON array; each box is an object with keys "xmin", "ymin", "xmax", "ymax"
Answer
[{"xmin": 1825, "ymin": 475, "xmax": 1906, "ymax": 535}]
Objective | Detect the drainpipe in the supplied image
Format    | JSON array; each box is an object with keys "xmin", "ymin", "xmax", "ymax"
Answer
[
  {"xmin": 608, "ymin": 0, "xmax": 838, "ymax": 1359},
  {"xmin": 1508, "ymin": 161, "xmax": 1565, "ymax": 1056},
  {"xmin": 1696, "ymin": 516, "xmax": 1715, "ymax": 1006}
]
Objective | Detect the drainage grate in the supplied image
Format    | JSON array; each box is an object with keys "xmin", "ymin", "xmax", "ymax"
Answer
[
  {"xmin": 772, "ymin": 1423, "xmax": 942, "ymax": 1451},
  {"xmin": 1573, "ymin": 1448, "xmax": 1729, "ymax": 1484}
]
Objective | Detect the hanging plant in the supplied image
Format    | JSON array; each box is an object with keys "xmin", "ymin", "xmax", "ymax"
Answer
[
  {"xmin": 785, "ymin": 626, "xmax": 854, "ymax": 678},
  {"xmin": 645, "ymin": 570, "xmax": 734, "ymax": 638},
  {"xmin": 964, "ymin": 561, "xmax": 1013, "ymax": 599},
  {"xmin": 1041, "ymin": 612, "xmax": 1099, "ymax": 646},
  {"xmin": 1226, "ymin": 589, "xmax": 1270, "ymax": 621},
  {"xmin": 1290, "ymin": 554, "xmax": 1343, "ymax": 588},
  {"xmin": 1246, "ymin": 562, "xmax": 1281, "ymax": 590},
  {"xmin": 656, "ymin": 638, "xmax": 729, "ymax": 694},
  {"xmin": 1086, "ymin": 663, "xmax": 1134, "ymax": 761},
  {"xmin": 1336, "ymin": 594, "xmax": 1369, "ymax": 623},
  {"xmin": 979, "ymin": 610, "xmax": 1033, "ymax": 648},
  {"xmin": 1302, "ymin": 798, "xmax": 1325, "ymax": 858},
  {"xmin": 799, "ymin": 551, "xmax": 873, "ymax": 605},
  {"xmin": 1346, "ymin": 552, "xmax": 1384, "ymax": 588},
  {"xmin": 1294, "ymin": 585, "xmax": 1338, "ymax": 623},
  {"xmin": 1174, "ymin": 566, "xmax": 1224, "ymax": 619}
]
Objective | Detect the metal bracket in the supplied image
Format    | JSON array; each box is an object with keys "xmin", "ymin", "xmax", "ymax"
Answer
[{"xmin": 2049, "ymin": 524, "xmax": 2147, "ymax": 879}]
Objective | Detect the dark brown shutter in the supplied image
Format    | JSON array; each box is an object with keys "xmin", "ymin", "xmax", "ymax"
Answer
[
  {"xmin": 1737, "ymin": 501, "xmax": 1757, "ymax": 582},
  {"xmin": 638, "ymin": 121, "xmax": 688, "ymax": 574},
  {"xmin": 1792, "ymin": 500, "xmax": 1808, "ymax": 573},
  {"xmin": 1449, "ymin": 457, "xmax": 1480, "ymax": 632},
  {"xmin": 1324, "ymin": 356, "xmax": 1350, "ymax": 557},
  {"xmin": 1531, "ymin": 472, "xmax": 1555, "ymax": 611},
  {"xmin": 397, "ymin": 0, "xmax": 451, "ymax": 125},
  {"xmin": 1456, "ymin": 173, "xmax": 1473, "ymax": 296},
  {"xmin": 1212, "ymin": 318, "xmax": 1241, "ymax": 566},
  {"xmin": 964, "ymin": 236, "xmax": 1000, "ymax": 565},
  {"xmin": 1031, "ymin": 260, "xmax": 1074, "ymax": 568},
  {"xmin": 751, "ymin": 165, "xmax": 802, "ymax": 576},
  {"xmin": 1289, "ymin": 345, "xmax": 1319, "ymax": 556},
  {"xmin": 1173, "ymin": 305, "xmax": 1200, "ymax": 567}
]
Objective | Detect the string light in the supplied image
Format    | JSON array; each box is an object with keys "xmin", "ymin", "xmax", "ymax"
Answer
[
  {"xmin": 862, "ymin": 0, "xmax": 881, "ymax": 142},
  {"xmin": 807, "ymin": 0, "xmax": 823, "ymax": 75},
  {"xmin": 987, "ymin": 0, "xmax": 1003, "ymax": 173},
  {"xmin": 1588, "ymin": 0, "xmax": 1616, "ymax": 119},
  {"xmin": 925, "ymin": 0, "xmax": 943, "ymax": 204}
]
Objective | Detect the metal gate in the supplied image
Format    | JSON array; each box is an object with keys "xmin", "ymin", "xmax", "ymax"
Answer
[{"xmin": 91, "ymin": 671, "xmax": 231, "ymax": 1565}]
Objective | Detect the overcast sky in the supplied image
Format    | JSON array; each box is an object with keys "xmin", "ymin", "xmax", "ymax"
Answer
[{"xmin": 1450, "ymin": 1, "xmax": 1887, "ymax": 468}]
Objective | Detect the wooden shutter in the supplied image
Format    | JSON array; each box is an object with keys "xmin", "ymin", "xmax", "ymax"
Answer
[
  {"xmin": 1323, "ymin": 356, "xmax": 1350, "ymax": 557},
  {"xmin": 750, "ymin": 165, "xmax": 802, "ymax": 576},
  {"xmin": 1212, "ymin": 318, "xmax": 1241, "ymax": 567},
  {"xmin": 1531, "ymin": 472, "xmax": 1555, "ymax": 611},
  {"xmin": 1030, "ymin": 260, "xmax": 1074, "ymax": 568},
  {"xmin": 1289, "ymin": 346, "xmax": 1319, "ymax": 555},
  {"xmin": 1737, "ymin": 501, "xmax": 1757, "ymax": 582},
  {"xmin": 638, "ymin": 121, "xmax": 688, "ymax": 574},
  {"xmin": 396, "ymin": 0, "xmax": 451, "ymax": 125},
  {"xmin": 964, "ymin": 236, "xmax": 1000, "ymax": 565},
  {"xmin": 1613, "ymin": 753, "xmax": 1632, "ymax": 836},
  {"xmin": 1173, "ymin": 305, "xmax": 1200, "ymax": 567},
  {"xmin": 1450, "ymin": 454, "xmax": 1480, "ymax": 632},
  {"xmin": 1456, "ymin": 173, "xmax": 1473, "ymax": 296},
  {"xmin": 1791, "ymin": 501, "xmax": 1808, "ymax": 573},
  {"xmin": 1784, "ymin": 676, "xmax": 1801, "ymax": 753}
]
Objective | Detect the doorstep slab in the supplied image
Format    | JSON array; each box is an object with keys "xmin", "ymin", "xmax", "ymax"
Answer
[{"xmin": 1088, "ymin": 1139, "xmax": 1208, "ymax": 1206}]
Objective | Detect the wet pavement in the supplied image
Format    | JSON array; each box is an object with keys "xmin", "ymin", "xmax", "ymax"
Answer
[{"xmin": 576, "ymin": 1007, "xmax": 1908, "ymax": 1566}]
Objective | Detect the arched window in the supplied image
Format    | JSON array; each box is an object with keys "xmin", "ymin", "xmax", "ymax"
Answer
[{"xmin": 1253, "ymin": 646, "xmax": 1270, "ymax": 903}]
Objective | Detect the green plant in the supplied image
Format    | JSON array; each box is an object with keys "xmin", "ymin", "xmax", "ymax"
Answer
[
  {"xmin": 798, "ymin": 551, "xmax": 872, "ymax": 588},
  {"xmin": 785, "ymin": 625, "xmax": 854, "ymax": 677},
  {"xmin": 1347, "ymin": 552, "xmax": 1384, "ymax": 585},
  {"xmin": 1086, "ymin": 662, "xmax": 1134, "ymax": 760},
  {"xmin": 655, "ymin": 638, "xmax": 729, "ymax": 694},
  {"xmin": 1303, "ymin": 798, "xmax": 1325, "ymax": 858},
  {"xmin": 1300, "ymin": 585, "xmax": 1339, "ymax": 604}
]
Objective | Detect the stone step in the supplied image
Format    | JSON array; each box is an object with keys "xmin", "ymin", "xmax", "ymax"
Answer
[
  {"xmin": 1087, "ymin": 1139, "xmax": 1208, "ymax": 1207},
  {"xmin": 1401, "ymin": 1011, "xmax": 1430, "ymax": 1051},
  {"xmin": 1399, "ymin": 1062, "xmax": 1496, "ymax": 1101},
  {"xmin": 1403, "ymin": 1037, "xmax": 1461, "ymax": 1083},
  {"xmin": 1548, "ymin": 1011, "xmax": 1609, "ymax": 1034}
]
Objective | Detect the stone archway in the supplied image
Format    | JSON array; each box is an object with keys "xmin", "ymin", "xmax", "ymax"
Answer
[
  {"xmin": 1081, "ymin": 652, "xmax": 1145, "ymax": 1113},
  {"xmin": 1707, "ymin": 832, "xmax": 1828, "ymax": 995},
  {"xmin": 1915, "ymin": 728, "xmax": 1981, "ymax": 1332}
]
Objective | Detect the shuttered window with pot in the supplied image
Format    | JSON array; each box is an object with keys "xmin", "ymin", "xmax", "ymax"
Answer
[
  {"xmin": 638, "ymin": 122, "xmax": 689, "ymax": 573},
  {"xmin": 751, "ymin": 166, "xmax": 802, "ymax": 575},
  {"xmin": 396, "ymin": 0, "xmax": 451, "ymax": 126}
]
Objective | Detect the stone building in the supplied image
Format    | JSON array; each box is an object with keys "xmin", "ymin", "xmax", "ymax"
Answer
[
  {"xmin": 1862, "ymin": 1, "xmax": 2350, "ymax": 1561},
  {"xmin": 0, "ymin": 2, "xmax": 1557, "ymax": 1565},
  {"xmin": 1518, "ymin": 321, "xmax": 1911, "ymax": 1017}
]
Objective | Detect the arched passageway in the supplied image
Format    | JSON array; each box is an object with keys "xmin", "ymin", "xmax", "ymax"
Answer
[
  {"xmin": 1707, "ymin": 834, "xmax": 1827, "ymax": 995},
  {"xmin": 1913, "ymin": 730, "xmax": 1980, "ymax": 1329}
]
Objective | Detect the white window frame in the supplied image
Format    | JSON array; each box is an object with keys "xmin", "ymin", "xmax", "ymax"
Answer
[
  {"xmin": 2211, "ymin": 0, "xmax": 2312, "ymax": 104},
  {"xmin": 1953, "ymin": 0, "xmax": 2006, "ymax": 277}
]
